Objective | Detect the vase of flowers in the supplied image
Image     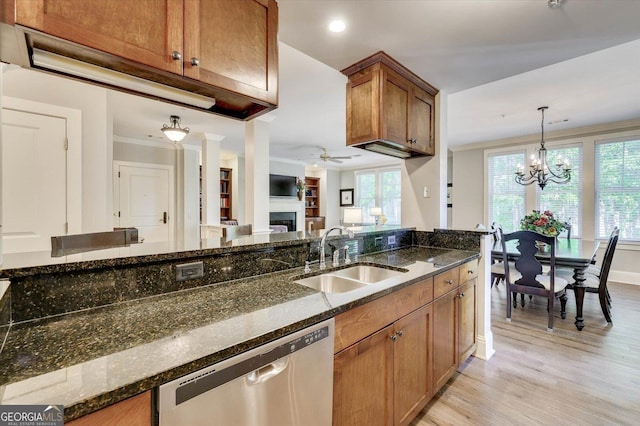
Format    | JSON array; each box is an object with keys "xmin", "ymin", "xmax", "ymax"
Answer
[
  {"xmin": 296, "ymin": 178, "xmax": 306, "ymax": 201},
  {"xmin": 520, "ymin": 210, "xmax": 565, "ymax": 251}
]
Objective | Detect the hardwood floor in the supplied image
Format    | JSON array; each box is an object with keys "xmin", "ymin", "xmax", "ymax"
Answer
[{"xmin": 411, "ymin": 281, "xmax": 640, "ymax": 426}]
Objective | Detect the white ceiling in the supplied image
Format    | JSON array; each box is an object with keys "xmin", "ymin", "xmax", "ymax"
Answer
[{"xmin": 109, "ymin": 0, "xmax": 640, "ymax": 165}]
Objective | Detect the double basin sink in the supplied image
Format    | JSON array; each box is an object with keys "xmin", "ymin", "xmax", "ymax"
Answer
[{"xmin": 295, "ymin": 264, "xmax": 408, "ymax": 293}]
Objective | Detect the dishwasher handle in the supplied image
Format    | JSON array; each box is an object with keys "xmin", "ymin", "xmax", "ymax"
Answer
[{"xmin": 246, "ymin": 358, "xmax": 288, "ymax": 385}]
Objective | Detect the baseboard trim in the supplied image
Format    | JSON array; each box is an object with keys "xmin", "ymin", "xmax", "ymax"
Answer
[
  {"xmin": 609, "ymin": 270, "xmax": 640, "ymax": 286},
  {"xmin": 473, "ymin": 335, "xmax": 495, "ymax": 361}
]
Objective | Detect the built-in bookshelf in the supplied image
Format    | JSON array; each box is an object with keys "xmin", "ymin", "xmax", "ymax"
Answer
[
  {"xmin": 220, "ymin": 168, "xmax": 232, "ymax": 220},
  {"xmin": 305, "ymin": 177, "xmax": 320, "ymax": 217}
]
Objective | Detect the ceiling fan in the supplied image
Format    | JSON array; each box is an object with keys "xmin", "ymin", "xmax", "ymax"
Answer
[{"xmin": 318, "ymin": 147, "xmax": 354, "ymax": 164}]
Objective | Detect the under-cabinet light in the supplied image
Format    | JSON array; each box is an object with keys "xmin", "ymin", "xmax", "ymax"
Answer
[{"xmin": 31, "ymin": 49, "xmax": 217, "ymax": 109}]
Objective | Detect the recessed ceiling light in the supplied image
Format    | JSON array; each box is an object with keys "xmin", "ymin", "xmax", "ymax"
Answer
[
  {"xmin": 548, "ymin": 0, "xmax": 564, "ymax": 8},
  {"xmin": 328, "ymin": 20, "xmax": 346, "ymax": 33}
]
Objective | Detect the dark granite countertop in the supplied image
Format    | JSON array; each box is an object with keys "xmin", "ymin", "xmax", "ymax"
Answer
[
  {"xmin": 0, "ymin": 245, "xmax": 477, "ymax": 420},
  {"xmin": 0, "ymin": 226, "xmax": 408, "ymax": 278}
]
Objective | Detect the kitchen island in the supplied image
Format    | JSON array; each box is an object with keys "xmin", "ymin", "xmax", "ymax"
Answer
[{"xmin": 0, "ymin": 227, "xmax": 487, "ymax": 422}]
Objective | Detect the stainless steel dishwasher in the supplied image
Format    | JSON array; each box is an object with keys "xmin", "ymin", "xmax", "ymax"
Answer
[{"xmin": 158, "ymin": 318, "xmax": 334, "ymax": 426}]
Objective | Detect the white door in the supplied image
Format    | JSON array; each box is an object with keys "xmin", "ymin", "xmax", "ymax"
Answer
[
  {"xmin": 116, "ymin": 163, "xmax": 173, "ymax": 243},
  {"xmin": 1, "ymin": 109, "xmax": 67, "ymax": 253}
]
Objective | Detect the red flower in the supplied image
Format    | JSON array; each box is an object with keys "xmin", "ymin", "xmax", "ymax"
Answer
[
  {"xmin": 534, "ymin": 217, "xmax": 548, "ymax": 226},
  {"xmin": 543, "ymin": 210, "xmax": 553, "ymax": 217}
]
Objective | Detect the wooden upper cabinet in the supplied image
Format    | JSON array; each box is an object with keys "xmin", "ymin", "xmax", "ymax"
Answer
[
  {"xmin": 343, "ymin": 51, "xmax": 438, "ymax": 157},
  {"xmin": 409, "ymin": 85, "xmax": 435, "ymax": 155},
  {"xmin": 346, "ymin": 69, "xmax": 379, "ymax": 145},
  {"xmin": 15, "ymin": 0, "xmax": 183, "ymax": 74},
  {"xmin": 184, "ymin": 0, "xmax": 278, "ymax": 105},
  {"xmin": 9, "ymin": 0, "xmax": 278, "ymax": 120},
  {"xmin": 380, "ymin": 67, "xmax": 410, "ymax": 146}
]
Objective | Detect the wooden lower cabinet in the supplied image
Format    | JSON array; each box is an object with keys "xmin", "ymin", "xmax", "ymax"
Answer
[
  {"xmin": 393, "ymin": 305, "xmax": 433, "ymax": 426},
  {"xmin": 458, "ymin": 278, "xmax": 477, "ymax": 364},
  {"xmin": 432, "ymin": 261, "xmax": 478, "ymax": 393},
  {"xmin": 66, "ymin": 391, "xmax": 151, "ymax": 425},
  {"xmin": 432, "ymin": 288, "xmax": 459, "ymax": 391},
  {"xmin": 333, "ymin": 325, "xmax": 394, "ymax": 426},
  {"xmin": 333, "ymin": 305, "xmax": 433, "ymax": 426}
]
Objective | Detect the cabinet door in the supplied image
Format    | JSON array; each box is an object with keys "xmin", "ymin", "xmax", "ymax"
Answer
[
  {"xmin": 380, "ymin": 68, "xmax": 410, "ymax": 145},
  {"xmin": 346, "ymin": 70, "xmax": 380, "ymax": 145},
  {"xmin": 184, "ymin": 0, "xmax": 278, "ymax": 104},
  {"xmin": 433, "ymin": 290, "xmax": 459, "ymax": 391},
  {"xmin": 15, "ymin": 0, "xmax": 183, "ymax": 74},
  {"xmin": 394, "ymin": 305, "xmax": 433, "ymax": 426},
  {"xmin": 409, "ymin": 85, "xmax": 435, "ymax": 155},
  {"xmin": 66, "ymin": 391, "xmax": 150, "ymax": 426},
  {"xmin": 333, "ymin": 326, "xmax": 394, "ymax": 426},
  {"xmin": 458, "ymin": 278, "xmax": 477, "ymax": 364}
]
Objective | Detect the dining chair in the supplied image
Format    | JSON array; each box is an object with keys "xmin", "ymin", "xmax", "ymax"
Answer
[
  {"xmin": 499, "ymin": 229, "xmax": 569, "ymax": 331},
  {"xmin": 562, "ymin": 218, "xmax": 572, "ymax": 239},
  {"xmin": 490, "ymin": 223, "xmax": 513, "ymax": 288},
  {"xmin": 556, "ymin": 227, "xmax": 619, "ymax": 324},
  {"xmin": 222, "ymin": 224, "xmax": 252, "ymax": 241}
]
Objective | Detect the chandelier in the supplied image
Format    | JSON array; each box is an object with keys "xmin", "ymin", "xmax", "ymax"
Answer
[
  {"xmin": 161, "ymin": 115, "xmax": 189, "ymax": 142},
  {"xmin": 515, "ymin": 106, "xmax": 571, "ymax": 190}
]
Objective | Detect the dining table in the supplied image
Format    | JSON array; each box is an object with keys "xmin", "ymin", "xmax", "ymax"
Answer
[{"xmin": 491, "ymin": 237, "xmax": 601, "ymax": 330}]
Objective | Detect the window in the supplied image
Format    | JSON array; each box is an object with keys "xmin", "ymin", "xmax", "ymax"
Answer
[
  {"xmin": 538, "ymin": 144, "xmax": 583, "ymax": 237},
  {"xmin": 355, "ymin": 168, "xmax": 401, "ymax": 224},
  {"xmin": 595, "ymin": 139, "xmax": 640, "ymax": 241},
  {"xmin": 488, "ymin": 151, "xmax": 526, "ymax": 232}
]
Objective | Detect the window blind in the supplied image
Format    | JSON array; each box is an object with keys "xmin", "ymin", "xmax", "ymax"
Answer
[
  {"xmin": 488, "ymin": 151, "xmax": 526, "ymax": 232},
  {"xmin": 595, "ymin": 139, "xmax": 640, "ymax": 241},
  {"xmin": 538, "ymin": 143, "xmax": 583, "ymax": 237}
]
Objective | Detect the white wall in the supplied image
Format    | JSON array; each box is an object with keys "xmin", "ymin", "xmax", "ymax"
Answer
[
  {"xmin": 451, "ymin": 118, "xmax": 640, "ymax": 282},
  {"xmin": 451, "ymin": 149, "xmax": 484, "ymax": 229},
  {"xmin": 401, "ymin": 91, "xmax": 448, "ymax": 231},
  {"xmin": 4, "ymin": 68, "xmax": 111, "ymax": 232}
]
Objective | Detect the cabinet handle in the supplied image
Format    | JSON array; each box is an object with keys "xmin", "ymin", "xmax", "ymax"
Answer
[
  {"xmin": 458, "ymin": 292, "xmax": 465, "ymax": 298},
  {"xmin": 468, "ymin": 270, "xmax": 475, "ymax": 274},
  {"xmin": 445, "ymin": 279, "xmax": 454, "ymax": 285},
  {"xmin": 190, "ymin": 57, "xmax": 200, "ymax": 67},
  {"xmin": 396, "ymin": 330, "xmax": 403, "ymax": 337},
  {"xmin": 390, "ymin": 334, "xmax": 398, "ymax": 341},
  {"xmin": 171, "ymin": 51, "xmax": 182, "ymax": 61}
]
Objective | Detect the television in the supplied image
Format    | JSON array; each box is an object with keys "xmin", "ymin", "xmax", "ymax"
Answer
[{"xmin": 269, "ymin": 174, "xmax": 297, "ymax": 197}]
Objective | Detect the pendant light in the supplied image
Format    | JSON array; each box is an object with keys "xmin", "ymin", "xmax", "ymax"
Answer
[
  {"xmin": 515, "ymin": 106, "xmax": 571, "ymax": 190},
  {"xmin": 161, "ymin": 115, "xmax": 189, "ymax": 142}
]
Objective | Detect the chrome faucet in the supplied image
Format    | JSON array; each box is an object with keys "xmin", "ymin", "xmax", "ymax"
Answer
[{"xmin": 319, "ymin": 226, "xmax": 355, "ymax": 270}]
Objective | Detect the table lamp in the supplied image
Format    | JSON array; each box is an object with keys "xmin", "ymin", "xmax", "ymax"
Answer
[
  {"xmin": 343, "ymin": 207, "xmax": 363, "ymax": 227},
  {"xmin": 370, "ymin": 207, "xmax": 383, "ymax": 225}
]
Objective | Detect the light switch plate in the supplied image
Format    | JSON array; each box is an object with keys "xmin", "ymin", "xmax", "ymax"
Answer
[
  {"xmin": 176, "ymin": 261, "xmax": 204, "ymax": 282},
  {"xmin": 388, "ymin": 235, "xmax": 396, "ymax": 245}
]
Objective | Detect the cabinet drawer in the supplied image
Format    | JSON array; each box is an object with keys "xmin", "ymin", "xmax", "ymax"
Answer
[
  {"xmin": 459, "ymin": 260, "xmax": 478, "ymax": 282},
  {"xmin": 433, "ymin": 267, "xmax": 459, "ymax": 299},
  {"xmin": 334, "ymin": 277, "xmax": 433, "ymax": 353}
]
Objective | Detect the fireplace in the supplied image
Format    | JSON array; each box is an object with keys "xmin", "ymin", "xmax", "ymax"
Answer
[{"xmin": 270, "ymin": 212, "xmax": 296, "ymax": 232}]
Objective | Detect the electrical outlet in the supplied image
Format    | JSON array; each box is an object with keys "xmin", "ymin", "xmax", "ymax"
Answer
[
  {"xmin": 175, "ymin": 261, "xmax": 204, "ymax": 282},
  {"xmin": 388, "ymin": 235, "xmax": 396, "ymax": 245}
]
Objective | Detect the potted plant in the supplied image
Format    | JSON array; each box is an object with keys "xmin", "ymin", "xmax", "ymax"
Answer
[
  {"xmin": 520, "ymin": 210, "xmax": 565, "ymax": 251},
  {"xmin": 296, "ymin": 178, "xmax": 306, "ymax": 201}
]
